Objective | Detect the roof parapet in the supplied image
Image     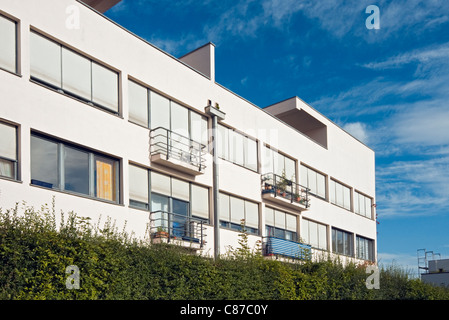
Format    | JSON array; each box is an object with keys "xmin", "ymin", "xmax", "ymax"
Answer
[
  {"xmin": 179, "ymin": 42, "xmax": 215, "ymax": 82},
  {"xmin": 80, "ymin": 0, "xmax": 122, "ymax": 13}
]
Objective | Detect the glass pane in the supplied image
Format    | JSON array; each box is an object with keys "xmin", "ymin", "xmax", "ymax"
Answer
[
  {"xmin": 309, "ymin": 222, "xmax": 318, "ymax": 247},
  {"xmin": 150, "ymin": 171, "xmax": 170, "ymax": 196},
  {"xmin": 335, "ymin": 182, "xmax": 343, "ymax": 207},
  {"xmin": 62, "ymin": 47, "xmax": 91, "ymax": 100},
  {"xmin": 64, "ymin": 146, "xmax": 89, "ymax": 195},
  {"xmin": 0, "ymin": 122, "xmax": 16, "ymax": 160},
  {"xmin": 273, "ymin": 151, "xmax": 283, "ymax": 177},
  {"xmin": 128, "ymin": 80, "xmax": 148, "ymax": 126},
  {"xmin": 354, "ymin": 192, "xmax": 361, "ymax": 214},
  {"xmin": 150, "ymin": 91, "xmax": 169, "ymax": 129},
  {"xmin": 318, "ymin": 224, "xmax": 327, "ymax": 250},
  {"xmin": 301, "ymin": 219, "xmax": 309, "ymax": 244},
  {"xmin": 191, "ymin": 184, "xmax": 209, "ymax": 219},
  {"xmin": 365, "ymin": 196, "xmax": 372, "ymax": 218},
  {"xmin": 170, "ymin": 102, "xmax": 189, "ymax": 159},
  {"xmin": 300, "ymin": 165, "xmax": 308, "ymax": 187},
  {"xmin": 245, "ymin": 201, "xmax": 258, "ymax": 228},
  {"xmin": 265, "ymin": 207, "xmax": 274, "ymax": 226},
  {"xmin": 217, "ymin": 124, "xmax": 229, "ymax": 160},
  {"xmin": 95, "ymin": 157, "xmax": 116, "ymax": 201},
  {"xmin": 0, "ymin": 159, "xmax": 14, "ymax": 179},
  {"xmin": 317, "ymin": 173, "xmax": 326, "ymax": 198},
  {"xmin": 284, "ymin": 157, "xmax": 295, "ymax": 182},
  {"xmin": 171, "ymin": 177, "xmax": 189, "ymax": 201},
  {"xmin": 329, "ymin": 180, "xmax": 335, "ymax": 204},
  {"xmin": 0, "ymin": 15, "xmax": 16, "ymax": 73},
  {"xmin": 219, "ymin": 193, "xmax": 230, "ymax": 221},
  {"xmin": 151, "ymin": 193, "xmax": 169, "ymax": 230},
  {"xmin": 129, "ymin": 164, "xmax": 149, "ymax": 204},
  {"xmin": 171, "ymin": 199, "xmax": 189, "ymax": 238},
  {"xmin": 274, "ymin": 210, "xmax": 285, "ymax": 229},
  {"xmin": 92, "ymin": 62, "xmax": 118, "ymax": 112},
  {"xmin": 31, "ymin": 135, "xmax": 59, "ymax": 188},
  {"xmin": 261, "ymin": 146, "xmax": 273, "ymax": 174},
  {"xmin": 285, "ymin": 214, "xmax": 296, "ymax": 232},
  {"xmin": 309, "ymin": 170, "xmax": 317, "ymax": 195},
  {"xmin": 230, "ymin": 196, "xmax": 244, "ymax": 225},
  {"xmin": 190, "ymin": 111, "xmax": 203, "ymax": 145},
  {"xmin": 244, "ymin": 137, "xmax": 258, "ymax": 171},
  {"xmin": 30, "ymin": 32, "xmax": 61, "ymax": 87},
  {"xmin": 343, "ymin": 186, "xmax": 351, "ymax": 210},
  {"xmin": 230, "ymin": 130, "xmax": 244, "ymax": 166}
]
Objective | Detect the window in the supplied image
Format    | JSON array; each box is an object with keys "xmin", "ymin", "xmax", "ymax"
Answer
[
  {"xmin": 128, "ymin": 80, "xmax": 208, "ymax": 148},
  {"xmin": 332, "ymin": 228, "xmax": 353, "ymax": 257},
  {"xmin": 300, "ymin": 165, "xmax": 326, "ymax": 199},
  {"xmin": 217, "ymin": 124, "xmax": 258, "ymax": 172},
  {"xmin": 128, "ymin": 165, "xmax": 209, "ymax": 221},
  {"xmin": 329, "ymin": 179, "xmax": 351, "ymax": 210},
  {"xmin": 265, "ymin": 207, "xmax": 297, "ymax": 241},
  {"xmin": 219, "ymin": 192, "xmax": 259, "ymax": 234},
  {"xmin": 301, "ymin": 219, "xmax": 327, "ymax": 250},
  {"xmin": 262, "ymin": 145, "xmax": 295, "ymax": 181},
  {"xmin": 354, "ymin": 191, "xmax": 372, "ymax": 219},
  {"xmin": 30, "ymin": 134, "xmax": 120, "ymax": 203},
  {"xmin": 0, "ymin": 14, "xmax": 17, "ymax": 73},
  {"xmin": 30, "ymin": 32, "xmax": 119, "ymax": 113},
  {"xmin": 356, "ymin": 236, "xmax": 374, "ymax": 261},
  {"xmin": 0, "ymin": 122, "xmax": 17, "ymax": 179}
]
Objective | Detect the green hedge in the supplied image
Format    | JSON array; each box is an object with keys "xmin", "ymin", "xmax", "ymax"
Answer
[{"xmin": 1, "ymin": 201, "xmax": 448, "ymax": 300}]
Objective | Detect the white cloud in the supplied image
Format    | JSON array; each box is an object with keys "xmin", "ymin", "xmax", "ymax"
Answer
[{"xmin": 342, "ymin": 122, "xmax": 370, "ymax": 144}]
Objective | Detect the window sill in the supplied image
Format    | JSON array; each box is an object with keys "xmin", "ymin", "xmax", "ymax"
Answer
[
  {"xmin": 0, "ymin": 176, "xmax": 22, "ymax": 184},
  {"xmin": 30, "ymin": 182, "xmax": 122, "ymax": 206}
]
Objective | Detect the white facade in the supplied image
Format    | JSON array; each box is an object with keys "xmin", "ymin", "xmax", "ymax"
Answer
[{"xmin": 0, "ymin": 0, "xmax": 377, "ymax": 263}]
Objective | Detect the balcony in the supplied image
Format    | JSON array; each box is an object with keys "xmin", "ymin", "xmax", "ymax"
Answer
[
  {"xmin": 261, "ymin": 173, "xmax": 310, "ymax": 211},
  {"xmin": 150, "ymin": 127, "xmax": 206, "ymax": 175},
  {"xmin": 263, "ymin": 236, "xmax": 311, "ymax": 260},
  {"xmin": 149, "ymin": 210, "xmax": 207, "ymax": 250}
]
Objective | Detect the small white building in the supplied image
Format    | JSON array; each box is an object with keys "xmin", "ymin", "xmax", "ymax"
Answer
[
  {"xmin": 0, "ymin": 0, "xmax": 377, "ymax": 263},
  {"xmin": 421, "ymin": 259, "xmax": 449, "ymax": 287}
]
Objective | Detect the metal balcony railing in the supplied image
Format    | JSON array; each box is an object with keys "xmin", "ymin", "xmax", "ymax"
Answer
[
  {"xmin": 263, "ymin": 236, "xmax": 311, "ymax": 260},
  {"xmin": 149, "ymin": 210, "xmax": 206, "ymax": 247},
  {"xmin": 261, "ymin": 173, "xmax": 310, "ymax": 208},
  {"xmin": 150, "ymin": 127, "xmax": 206, "ymax": 172}
]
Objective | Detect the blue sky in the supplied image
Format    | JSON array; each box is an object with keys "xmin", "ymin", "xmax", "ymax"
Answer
[{"xmin": 105, "ymin": 0, "xmax": 449, "ymax": 275}]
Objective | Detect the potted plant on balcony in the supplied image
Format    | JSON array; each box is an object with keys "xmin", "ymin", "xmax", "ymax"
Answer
[
  {"xmin": 276, "ymin": 170, "xmax": 289, "ymax": 198},
  {"xmin": 154, "ymin": 226, "xmax": 169, "ymax": 239}
]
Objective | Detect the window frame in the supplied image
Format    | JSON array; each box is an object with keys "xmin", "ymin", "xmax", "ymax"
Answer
[
  {"xmin": 30, "ymin": 133, "xmax": 120, "ymax": 204},
  {"xmin": 0, "ymin": 121, "xmax": 18, "ymax": 180},
  {"xmin": 219, "ymin": 192, "xmax": 259, "ymax": 235},
  {"xmin": 301, "ymin": 218, "xmax": 328, "ymax": 250},
  {"xmin": 30, "ymin": 31, "xmax": 120, "ymax": 115},
  {"xmin": 0, "ymin": 13, "xmax": 18, "ymax": 74},
  {"xmin": 262, "ymin": 144, "xmax": 296, "ymax": 181},
  {"xmin": 128, "ymin": 164, "xmax": 210, "ymax": 222},
  {"xmin": 300, "ymin": 164, "xmax": 326, "ymax": 199},
  {"xmin": 217, "ymin": 123, "xmax": 259, "ymax": 172},
  {"xmin": 356, "ymin": 235, "xmax": 374, "ymax": 261},
  {"xmin": 331, "ymin": 227, "xmax": 354, "ymax": 257},
  {"xmin": 329, "ymin": 178, "xmax": 352, "ymax": 211},
  {"xmin": 265, "ymin": 207, "xmax": 298, "ymax": 242}
]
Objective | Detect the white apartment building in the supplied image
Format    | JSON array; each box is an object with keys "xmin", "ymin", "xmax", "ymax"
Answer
[{"xmin": 0, "ymin": 0, "xmax": 377, "ymax": 263}]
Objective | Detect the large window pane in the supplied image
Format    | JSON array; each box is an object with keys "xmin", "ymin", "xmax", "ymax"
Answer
[
  {"xmin": 30, "ymin": 32, "xmax": 62, "ymax": 87},
  {"xmin": 128, "ymin": 80, "xmax": 148, "ymax": 126},
  {"xmin": 31, "ymin": 136, "xmax": 59, "ymax": 188},
  {"xmin": 230, "ymin": 130, "xmax": 244, "ymax": 166},
  {"xmin": 245, "ymin": 137, "xmax": 258, "ymax": 171},
  {"xmin": 171, "ymin": 177, "xmax": 189, "ymax": 201},
  {"xmin": 217, "ymin": 124, "xmax": 229, "ymax": 160},
  {"xmin": 95, "ymin": 156, "xmax": 117, "ymax": 201},
  {"xmin": 64, "ymin": 146, "xmax": 89, "ymax": 195},
  {"xmin": 274, "ymin": 210, "xmax": 285, "ymax": 229},
  {"xmin": 151, "ymin": 171, "xmax": 170, "ymax": 196},
  {"xmin": 316, "ymin": 173, "xmax": 326, "ymax": 198},
  {"xmin": 219, "ymin": 193, "xmax": 230, "ymax": 221},
  {"xmin": 129, "ymin": 164, "xmax": 149, "ymax": 204},
  {"xmin": 0, "ymin": 122, "xmax": 16, "ymax": 160},
  {"xmin": 261, "ymin": 146, "xmax": 273, "ymax": 174},
  {"xmin": 0, "ymin": 15, "xmax": 16, "ymax": 73},
  {"xmin": 62, "ymin": 48, "xmax": 91, "ymax": 100},
  {"xmin": 191, "ymin": 184, "xmax": 209, "ymax": 219},
  {"xmin": 150, "ymin": 91, "xmax": 170, "ymax": 129},
  {"xmin": 285, "ymin": 214, "xmax": 296, "ymax": 232},
  {"xmin": 245, "ymin": 201, "xmax": 258, "ymax": 229},
  {"xmin": 230, "ymin": 196, "xmax": 245, "ymax": 225},
  {"xmin": 92, "ymin": 62, "xmax": 118, "ymax": 112}
]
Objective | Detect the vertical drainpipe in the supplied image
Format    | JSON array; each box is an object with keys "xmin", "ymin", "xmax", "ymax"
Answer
[{"xmin": 205, "ymin": 103, "xmax": 225, "ymax": 260}]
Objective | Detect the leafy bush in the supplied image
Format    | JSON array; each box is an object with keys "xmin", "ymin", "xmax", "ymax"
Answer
[{"xmin": 1, "ymin": 201, "xmax": 448, "ymax": 300}]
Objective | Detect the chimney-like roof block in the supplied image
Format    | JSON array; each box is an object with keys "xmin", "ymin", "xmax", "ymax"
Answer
[{"xmin": 81, "ymin": 0, "xmax": 122, "ymax": 13}]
